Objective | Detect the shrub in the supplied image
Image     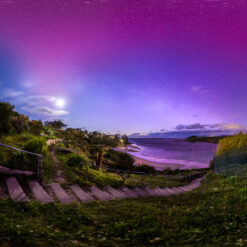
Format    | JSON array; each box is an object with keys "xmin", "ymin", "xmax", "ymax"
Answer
[
  {"xmin": 7, "ymin": 152, "xmax": 26, "ymax": 170},
  {"xmin": 29, "ymin": 120, "xmax": 43, "ymax": 135},
  {"xmin": 11, "ymin": 113, "xmax": 29, "ymax": 134},
  {"xmin": 209, "ymin": 160, "xmax": 214, "ymax": 170},
  {"xmin": 105, "ymin": 150, "xmax": 135, "ymax": 171},
  {"xmin": 134, "ymin": 164, "xmax": 156, "ymax": 174},
  {"xmin": 23, "ymin": 137, "xmax": 48, "ymax": 156},
  {"xmin": 0, "ymin": 102, "xmax": 15, "ymax": 134},
  {"xmin": 67, "ymin": 154, "xmax": 88, "ymax": 168}
]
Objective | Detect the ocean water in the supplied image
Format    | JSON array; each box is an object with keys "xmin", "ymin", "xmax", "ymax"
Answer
[{"xmin": 127, "ymin": 138, "xmax": 217, "ymax": 170}]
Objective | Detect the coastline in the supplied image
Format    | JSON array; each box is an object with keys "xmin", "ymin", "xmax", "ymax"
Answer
[
  {"xmin": 115, "ymin": 142, "xmax": 210, "ymax": 170},
  {"xmin": 132, "ymin": 155, "xmax": 185, "ymax": 170},
  {"xmin": 114, "ymin": 145, "xmax": 185, "ymax": 170}
]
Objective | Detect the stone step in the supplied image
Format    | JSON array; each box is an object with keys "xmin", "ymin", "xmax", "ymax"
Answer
[
  {"xmin": 89, "ymin": 186, "xmax": 113, "ymax": 201},
  {"xmin": 144, "ymin": 187, "xmax": 162, "ymax": 196},
  {"xmin": 177, "ymin": 178, "xmax": 202, "ymax": 192},
  {"xmin": 170, "ymin": 187, "xmax": 184, "ymax": 194},
  {"xmin": 49, "ymin": 183, "xmax": 74, "ymax": 204},
  {"xmin": 70, "ymin": 184, "xmax": 94, "ymax": 203},
  {"xmin": 6, "ymin": 177, "xmax": 29, "ymax": 202},
  {"xmin": 156, "ymin": 187, "xmax": 174, "ymax": 196},
  {"xmin": 105, "ymin": 185, "xmax": 127, "ymax": 199},
  {"xmin": 122, "ymin": 186, "xmax": 140, "ymax": 198},
  {"xmin": 133, "ymin": 187, "xmax": 150, "ymax": 197},
  {"xmin": 29, "ymin": 181, "xmax": 54, "ymax": 203}
]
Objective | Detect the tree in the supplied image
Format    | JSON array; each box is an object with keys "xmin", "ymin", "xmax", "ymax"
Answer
[
  {"xmin": 122, "ymin": 134, "xmax": 129, "ymax": 144},
  {"xmin": 0, "ymin": 102, "xmax": 15, "ymax": 134},
  {"xmin": 44, "ymin": 120, "xmax": 67, "ymax": 129}
]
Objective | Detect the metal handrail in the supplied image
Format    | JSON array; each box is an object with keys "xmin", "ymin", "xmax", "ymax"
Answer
[{"xmin": 0, "ymin": 142, "xmax": 43, "ymax": 181}]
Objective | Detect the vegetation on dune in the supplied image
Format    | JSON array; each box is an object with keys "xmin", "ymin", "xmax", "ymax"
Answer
[{"xmin": 216, "ymin": 132, "xmax": 247, "ymax": 155}]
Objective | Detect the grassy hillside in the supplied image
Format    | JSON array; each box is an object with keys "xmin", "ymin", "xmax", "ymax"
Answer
[
  {"xmin": 2, "ymin": 174, "xmax": 247, "ymax": 246},
  {"xmin": 4, "ymin": 102, "xmax": 247, "ymax": 246}
]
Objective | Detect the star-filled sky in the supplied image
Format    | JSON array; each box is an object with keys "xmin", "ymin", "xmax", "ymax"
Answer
[{"xmin": 0, "ymin": 0, "xmax": 247, "ymax": 134}]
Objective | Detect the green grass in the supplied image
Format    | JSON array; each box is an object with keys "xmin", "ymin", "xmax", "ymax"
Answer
[
  {"xmin": 2, "ymin": 174, "xmax": 247, "ymax": 246},
  {"xmin": 55, "ymin": 151, "xmax": 188, "ymax": 188}
]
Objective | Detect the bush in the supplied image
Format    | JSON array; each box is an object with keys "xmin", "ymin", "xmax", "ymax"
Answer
[
  {"xmin": 105, "ymin": 150, "xmax": 134, "ymax": 171},
  {"xmin": 134, "ymin": 164, "xmax": 156, "ymax": 174},
  {"xmin": 209, "ymin": 160, "xmax": 214, "ymax": 170},
  {"xmin": 7, "ymin": 152, "xmax": 26, "ymax": 170},
  {"xmin": 29, "ymin": 120, "xmax": 43, "ymax": 135},
  {"xmin": 0, "ymin": 102, "xmax": 15, "ymax": 134},
  {"xmin": 11, "ymin": 113, "xmax": 29, "ymax": 134},
  {"xmin": 67, "ymin": 154, "xmax": 88, "ymax": 168},
  {"xmin": 23, "ymin": 137, "xmax": 48, "ymax": 156}
]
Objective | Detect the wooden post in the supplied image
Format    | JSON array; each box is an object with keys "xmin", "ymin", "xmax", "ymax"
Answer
[{"xmin": 96, "ymin": 146, "xmax": 104, "ymax": 168}]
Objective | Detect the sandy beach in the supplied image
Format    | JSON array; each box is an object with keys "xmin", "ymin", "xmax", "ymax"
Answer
[
  {"xmin": 132, "ymin": 155, "xmax": 185, "ymax": 170},
  {"xmin": 114, "ymin": 141, "xmax": 211, "ymax": 170}
]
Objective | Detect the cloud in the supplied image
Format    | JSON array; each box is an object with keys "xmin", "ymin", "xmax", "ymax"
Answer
[
  {"xmin": 175, "ymin": 123, "xmax": 207, "ymax": 130},
  {"xmin": 220, "ymin": 123, "xmax": 245, "ymax": 130},
  {"xmin": 175, "ymin": 123, "xmax": 246, "ymax": 131},
  {"xmin": 1, "ymin": 87, "xmax": 69, "ymax": 118},
  {"xmin": 22, "ymin": 106, "xmax": 68, "ymax": 117},
  {"xmin": 129, "ymin": 122, "xmax": 246, "ymax": 138},
  {"xmin": 3, "ymin": 89, "xmax": 24, "ymax": 97}
]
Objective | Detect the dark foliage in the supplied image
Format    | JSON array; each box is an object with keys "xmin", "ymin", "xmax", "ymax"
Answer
[
  {"xmin": 44, "ymin": 120, "xmax": 67, "ymax": 129},
  {"xmin": 0, "ymin": 102, "xmax": 15, "ymax": 134},
  {"xmin": 105, "ymin": 150, "xmax": 135, "ymax": 171}
]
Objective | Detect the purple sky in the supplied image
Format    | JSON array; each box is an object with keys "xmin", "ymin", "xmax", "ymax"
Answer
[{"xmin": 0, "ymin": 0, "xmax": 247, "ymax": 134}]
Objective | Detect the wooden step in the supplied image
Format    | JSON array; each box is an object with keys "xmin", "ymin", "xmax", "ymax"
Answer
[
  {"xmin": 70, "ymin": 184, "xmax": 94, "ymax": 203},
  {"xmin": 29, "ymin": 181, "xmax": 54, "ymax": 203},
  {"xmin": 105, "ymin": 185, "xmax": 127, "ymax": 199},
  {"xmin": 89, "ymin": 186, "xmax": 113, "ymax": 201},
  {"xmin": 6, "ymin": 177, "xmax": 29, "ymax": 202},
  {"xmin": 49, "ymin": 183, "xmax": 74, "ymax": 204}
]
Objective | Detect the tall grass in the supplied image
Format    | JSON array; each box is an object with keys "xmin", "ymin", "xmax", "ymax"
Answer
[{"xmin": 216, "ymin": 132, "xmax": 247, "ymax": 155}]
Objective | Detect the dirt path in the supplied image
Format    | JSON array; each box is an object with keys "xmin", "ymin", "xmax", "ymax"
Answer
[{"xmin": 49, "ymin": 148, "xmax": 66, "ymax": 183}]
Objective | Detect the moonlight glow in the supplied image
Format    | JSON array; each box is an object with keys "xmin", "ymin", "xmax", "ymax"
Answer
[{"xmin": 55, "ymin": 98, "xmax": 65, "ymax": 108}]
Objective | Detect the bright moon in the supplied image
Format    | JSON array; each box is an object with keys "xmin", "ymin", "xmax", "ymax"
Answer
[{"xmin": 55, "ymin": 98, "xmax": 65, "ymax": 108}]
